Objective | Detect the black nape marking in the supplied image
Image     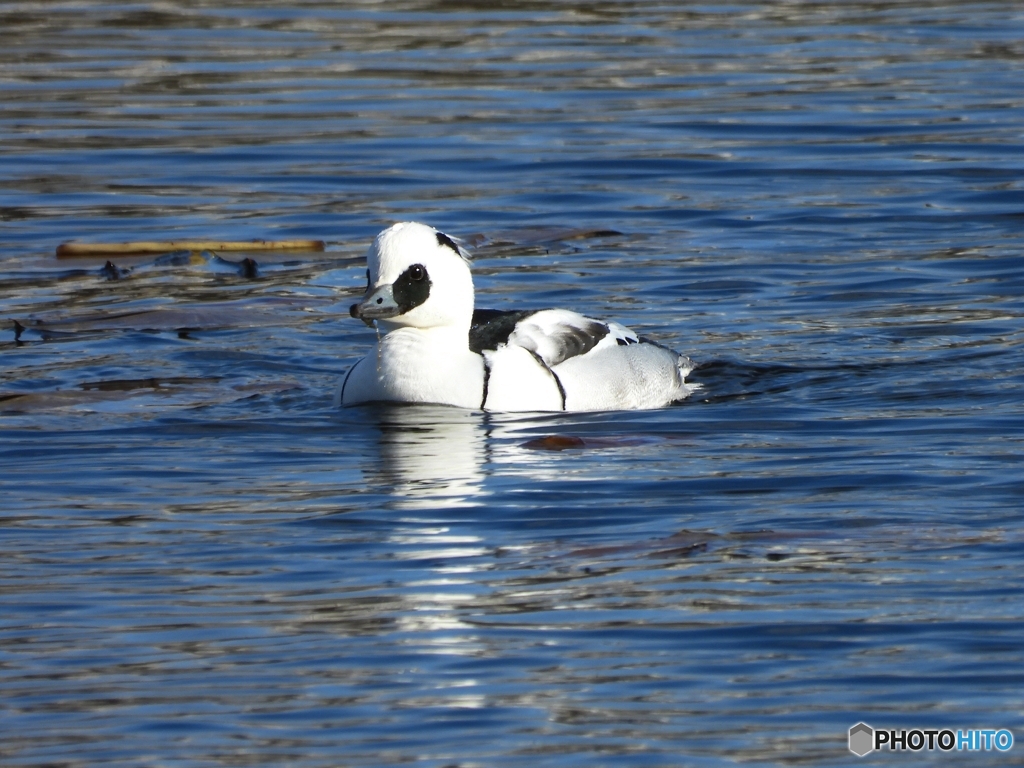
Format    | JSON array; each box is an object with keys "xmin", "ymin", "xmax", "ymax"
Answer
[
  {"xmin": 392, "ymin": 263, "xmax": 432, "ymax": 313},
  {"xmin": 436, "ymin": 231, "xmax": 462, "ymax": 255},
  {"xmin": 469, "ymin": 309, "xmax": 534, "ymax": 354}
]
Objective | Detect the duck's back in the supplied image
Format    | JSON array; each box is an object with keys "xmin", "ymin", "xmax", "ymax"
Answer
[
  {"xmin": 554, "ymin": 337, "xmax": 693, "ymax": 411},
  {"xmin": 471, "ymin": 308, "xmax": 695, "ymax": 412}
]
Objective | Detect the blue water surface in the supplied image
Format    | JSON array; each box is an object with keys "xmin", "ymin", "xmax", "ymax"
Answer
[{"xmin": 2, "ymin": 2, "xmax": 1024, "ymax": 765}]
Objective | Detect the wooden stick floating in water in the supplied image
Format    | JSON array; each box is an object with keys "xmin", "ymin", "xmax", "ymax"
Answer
[{"xmin": 56, "ymin": 239, "xmax": 326, "ymax": 258}]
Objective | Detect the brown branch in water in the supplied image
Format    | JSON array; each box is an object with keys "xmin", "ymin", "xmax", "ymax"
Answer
[{"xmin": 55, "ymin": 239, "xmax": 326, "ymax": 258}]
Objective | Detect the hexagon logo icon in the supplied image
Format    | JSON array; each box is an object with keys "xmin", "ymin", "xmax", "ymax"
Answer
[{"xmin": 849, "ymin": 722, "xmax": 874, "ymax": 757}]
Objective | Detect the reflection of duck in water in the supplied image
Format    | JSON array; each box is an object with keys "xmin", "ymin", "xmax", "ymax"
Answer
[
  {"xmin": 338, "ymin": 222, "xmax": 697, "ymax": 412},
  {"xmin": 371, "ymin": 404, "xmax": 489, "ymax": 509}
]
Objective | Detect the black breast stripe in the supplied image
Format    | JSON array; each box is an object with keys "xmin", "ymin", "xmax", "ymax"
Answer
[
  {"xmin": 338, "ymin": 358, "xmax": 361, "ymax": 405},
  {"xmin": 481, "ymin": 355, "xmax": 491, "ymax": 410},
  {"xmin": 551, "ymin": 369, "xmax": 566, "ymax": 411},
  {"xmin": 527, "ymin": 350, "xmax": 566, "ymax": 411}
]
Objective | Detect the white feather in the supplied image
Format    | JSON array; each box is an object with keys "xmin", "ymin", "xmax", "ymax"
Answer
[{"xmin": 482, "ymin": 345, "xmax": 563, "ymax": 412}]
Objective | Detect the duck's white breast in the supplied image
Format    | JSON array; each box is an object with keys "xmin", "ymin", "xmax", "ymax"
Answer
[{"xmin": 341, "ymin": 327, "xmax": 484, "ymax": 408}]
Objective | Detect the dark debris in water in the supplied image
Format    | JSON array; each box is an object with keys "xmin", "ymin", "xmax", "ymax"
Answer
[
  {"xmin": 0, "ymin": 375, "xmax": 302, "ymax": 413},
  {"xmin": 37, "ymin": 250, "xmax": 261, "ymax": 284},
  {"xmin": 555, "ymin": 528, "xmax": 859, "ymax": 575},
  {"xmin": 147, "ymin": 250, "xmax": 260, "ymax": 278},
  {"xmin": 565, "ymin": 529, "xmax": 717, "ymax": 562},
  {"xmin": 79, "ymin": 376, "xmax": 215, "ymax": 392},
  {"xmin": 521, "ymin": 434, "xmax": 656, "ymax": 451},
  {"xmin": 11, "ymin": 297, "xmax": 314, "ymax": 339},
  {"xmin": 0, "ymin": 376, "xmax": 220, "ymax": 412},
  {"xmin": 100, "ymin": 260, "xmax": 131, "ymax": 280},
  {"xmin": 236, "ymin": 257, "xmax": 259, "ymax": 279},
  {"xmin": 464, "ymin": 226, "xmax": 625, "ymax": 249}
]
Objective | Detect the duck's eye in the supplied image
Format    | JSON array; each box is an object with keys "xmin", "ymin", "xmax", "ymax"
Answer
[{"xmin": 408, "ymin": 264, "xmax": 426, "ymax": 282}]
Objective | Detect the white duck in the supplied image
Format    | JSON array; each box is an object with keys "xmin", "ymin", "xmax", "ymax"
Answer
[{"xmin": 337, "ymin": 222, "xmax": 696, "ymax": 412}]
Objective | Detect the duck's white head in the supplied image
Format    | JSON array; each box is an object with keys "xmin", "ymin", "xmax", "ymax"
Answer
[{"xmin": 350, "ymin": 222, "xmax": 474, "ymax": 333}]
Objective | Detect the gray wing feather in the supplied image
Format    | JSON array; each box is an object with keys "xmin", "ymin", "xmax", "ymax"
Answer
[{"xmin": 506, "ymin": 309, "xmax": 609, "ymax": 367}]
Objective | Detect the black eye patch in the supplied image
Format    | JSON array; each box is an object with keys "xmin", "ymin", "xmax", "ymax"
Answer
[
  {"xmin": 392, "ymin": 263, "xmax": 432, "ymax": 313},
  {"xmin": 435, "ymin": 231, "xmax": 461, "ymax": 255}
]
